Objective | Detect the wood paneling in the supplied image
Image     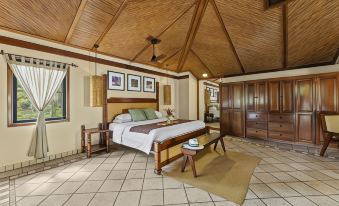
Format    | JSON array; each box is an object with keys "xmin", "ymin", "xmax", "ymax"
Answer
[
  {"xmin": 288, "ymin": 0, "xmax": 339, "ymax": 67},
  {"xmin": 281, "ymin": 80, "xmax": 293, "ymax": 113},
  {"xmin": 99, "ymin": 0, "xmax": 195, "ymax": 60},
  {"xmin": 215, "ymin": 0, "xmax": 284, "ymax": 72},
  {"xmin": 191, "ymin": 2, "xmax": 242, "ymax": 76},
  {"xmin": 296, "ymin": 114, "xmax": 313, "ymax": 143},
  {"xmin": 268, "ymin": 81, "xmax": 280, "ymax": 113},
  {"xmin": 68, "ymin": 0, "xmax": 123, "ymax": 48},
  {"xmin": 0, "ymin": 0, "xmax": 81, "ymax": 41}
]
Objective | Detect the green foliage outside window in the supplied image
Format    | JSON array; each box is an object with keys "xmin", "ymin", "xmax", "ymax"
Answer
[{"xmin": 15, "ymin": 79, "xmax": 65, "ymax": 122}]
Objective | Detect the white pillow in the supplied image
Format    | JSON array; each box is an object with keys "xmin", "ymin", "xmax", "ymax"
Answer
[
  {"xmin": 155, "ymin": 111, "xmax": 163, "ymax": 118},
  {"xmin": 113, "ymin": 119, "xmax": 131, "ymax": 123},
  {"xmin": 115, "ymin": 113, "xmax": 132, "ymax": 121}
]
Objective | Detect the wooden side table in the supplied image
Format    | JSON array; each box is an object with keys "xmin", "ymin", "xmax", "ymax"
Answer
[{"xmin": 81, "ymin": 125, "xmax": 111, "ymax": 158}]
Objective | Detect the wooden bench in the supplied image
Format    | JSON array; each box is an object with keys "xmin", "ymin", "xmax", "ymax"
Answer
[{"xmin": 181, "ymin": 133, "xmax": 225, "ymax": 177}]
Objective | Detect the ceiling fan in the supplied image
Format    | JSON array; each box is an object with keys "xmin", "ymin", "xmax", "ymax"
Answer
[{"xmin": 146, "ymin": 36, "xmax": 166, "ymax": 63}]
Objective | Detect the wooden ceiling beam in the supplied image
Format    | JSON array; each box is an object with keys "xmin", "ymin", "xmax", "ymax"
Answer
[
  {"xmin": 176, "ymin": 0, "xmax": 209, "ymax": 73},
  {"xmin": 131, "ymin": 2, "xmax": 197, "ymax": 62},
  {"xmin": 160, "ymin": 48, "xmax": 182, "ymax": 66},
  {"xmin": 282, "ymin": 4, "xmax": 288, "ymax": 68},
  {"xmin": 210, "ymin": 0, "xmax": 245, "ymax": 74},
  {"xmin": 191, "ymin": 49, "xmax": 214, "ymax": 77},
  {"xmin": 65, "ymin": 0, "xmax": 89, "ymax": 43},
  {"xmin": 93, "ymin": 0, "xmax": 128, "ymax": 49}
]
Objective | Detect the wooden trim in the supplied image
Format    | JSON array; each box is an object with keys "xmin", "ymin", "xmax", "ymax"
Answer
[
  {"xmin": 190, "ymin": 49, "xmax": 214, "ymax": 77},
  {"xmin": 177, "ymin": 0, "xmax": 209, "ymax": 72},
  {"xmin": 94, "ymin": 0, "xmax": 128, "ymax": 48},
  {"xmin": 204, "ymin": 82, "xmax": 219, "ymax": 88},
  {"xmin": 102, "ymin": 74, "xmax": 108, "ymax": 129},
  {"xmin": 160, "ymin": 49, "xmax": 182, "ymax": 66},
  {"xmin": 132, "ymin": 2, "xmax": 196, "ymax": 61},
  {"xmin": 282, "ymin": 5, "xmax": 288, "ymax": 68},
  {"xmin": 65, "ymin": 0, "xmax": 89, "ymax": 43},
  {"xmin": 0, "ymin": 35, "xmax": 188, "ymax": 79},
  {"xmin": 176, "ymin": 75, "xmax": 190, "ymax": 79},
  {"xmin": 7, "ymin": 65, "xmax": 70, "ymax": 127},
  {"xmin": 156, "ymin": 82, "xmax": 160, "ymax": 111},
  {"xmin": 210, "ymin": 0, "xmax": 245, "ymax": 74},
  {"xmin": 107, "ymin": 97, "xmax": 158, "ymax": 103}
]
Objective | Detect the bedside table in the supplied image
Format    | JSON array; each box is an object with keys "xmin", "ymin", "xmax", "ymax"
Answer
[{"xmin": 81, "ymin": 124, "xmax": 111, "ymax": 158}]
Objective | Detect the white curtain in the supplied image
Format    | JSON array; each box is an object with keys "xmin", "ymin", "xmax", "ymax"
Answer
[{"xmin": 6, "ymin": 54, "xmax": 69, "ymax": 159}]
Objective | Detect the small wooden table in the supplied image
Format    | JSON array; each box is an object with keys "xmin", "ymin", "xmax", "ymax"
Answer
[
  {"xmin": 81, "ymin": 125, "xmax": 111, "ymax": 158},
  {"xmin": 181, "ymin": 133, "xmax": 225, "ymax": 177}
]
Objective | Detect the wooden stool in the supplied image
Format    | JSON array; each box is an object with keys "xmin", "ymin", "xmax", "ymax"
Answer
[{"xmin": 81, "ymin": 124, "xmax": 111, "ymax": 158}]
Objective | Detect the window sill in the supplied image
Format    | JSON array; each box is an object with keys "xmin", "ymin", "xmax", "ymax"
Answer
[{"xmin": 8, "ymin": 119, "xmax": 70, "ymax": 127}]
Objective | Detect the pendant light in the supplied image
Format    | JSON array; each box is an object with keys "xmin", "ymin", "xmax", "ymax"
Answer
[
  {"xmin": 163, "ymin": 65, "xmax": 171, "ymax": 105},
  {"xmin": 89, "ymin": 44, "xmax": 104, "ymax": 107}
]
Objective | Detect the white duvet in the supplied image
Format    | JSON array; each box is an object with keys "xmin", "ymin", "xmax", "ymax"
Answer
[{"xmin": 109, "ymin": 118, "xmax": 205, "ymax": 154}]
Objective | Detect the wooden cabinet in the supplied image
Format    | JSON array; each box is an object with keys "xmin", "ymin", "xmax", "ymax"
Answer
[
  {"xmin": 295, "ymin": 78, "xmax": 314, "ymax": 143},
  {"xmin": 315, "ymin": 74, "xmax": 339, "ymax": 144},
  {"xmin": 268, "ymin": 80, "xmax": 295, "ymax": 141},
  {"xmin": 220, "ymin": 83, "xmax": 244, "ymax": 137},
  {"xmin": 245, "ymin": 81, "xmax": 268, "ymax": 139}
]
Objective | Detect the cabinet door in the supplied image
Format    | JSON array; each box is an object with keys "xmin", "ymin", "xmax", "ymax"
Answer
[
  {"xmin": 256, "ymin": 82, "xmax": 267, "ymax": 112},
  {"xmin": 232, "ymin": 84, "xmax": 243, "ymax": 110},
  {"xmin": 316, "ymin": 75, "xmax": 338, "ymax": 143},
  {"xmin": 268, "ymin": 81, "xmax": 280, "ymax": 113},
  {"xmin": 220, "ymin": 109, "xmax": 230, "ymax": 135},
  {"xmin": 295, "ymin": 79, "xmax": 314, "ymax": 143},
  {"xmin": 231, "ymin": 110, "xmax": 243, "ymax": 137},
  {"xmin": 246, "ymin": 83, "xmax": 256, "ymax": 112},
  {"xmin": 281, "ymin": 80, "xmax": 294, "ymax": 113},
  {"xmin": 221, "ymin": 84, "xmax": 231, "ymax": 109}
]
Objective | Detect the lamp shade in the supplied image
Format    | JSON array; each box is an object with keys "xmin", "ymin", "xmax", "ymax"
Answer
[
  {"xmin": 90, "ymin": 75, "xmax": 104, "ymax": 107},
  {"xmin": 163, "ymin": 85, "xmax": 171, "ymax": 105}
]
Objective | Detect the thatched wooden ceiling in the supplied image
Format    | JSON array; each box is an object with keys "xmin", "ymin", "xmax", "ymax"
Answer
[{"xmin": 0, "ymin": 0, "xmax": 338, "ymax": 79}]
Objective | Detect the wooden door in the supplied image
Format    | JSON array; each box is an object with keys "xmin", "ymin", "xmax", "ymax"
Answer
[
  {"xmin": 231, "ymin": 83, "xmax": 244, "ymax": 137},
  {"xmin": 256, "ymin": 82, "xmax": 267, "ymax": 112},
  {"xmin": 315, "ymin": 74, "xmax": 338, "ymax": 144},
  {"xmin": 295, "ymin": 78, "xmax": 314, "ymax": 143},
  {"xmin": 246, "ymin": 83, "xmax": 256, "ymax": 112},
  {"xmin": 268, "ymin": 81, "xmax": 280, "ymax": 113},
  {"xmin": 220, "ymin": 109, "xmax": 230, "ymax": 136},
  {"xmin": 220, "ymin": 84, "xmax": 231, "ymax": 109},
  {"xmin": 281, "ymin": 80, "xmax": 294, "ymax": 113}
]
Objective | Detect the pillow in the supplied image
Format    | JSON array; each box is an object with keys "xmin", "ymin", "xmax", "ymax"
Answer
[
  {"xmin": 155, "ymin": 111, "xmax": 163, "ymax": 118},
  {"xmin": 128, "ymin": 109, "xmax": 147, "ymax": 122},
  {"xmin": 143, "ymin": 108, "xmax": 158, "ymax": 120},
  {"xmin": 115, "ymin": 113, "xmax": 132, "ymax": 121}
]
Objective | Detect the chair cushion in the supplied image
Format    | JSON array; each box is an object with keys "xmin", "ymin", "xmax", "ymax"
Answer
[
  {"xmin": 325, "ymin": 115, "xmax": 339, "ymax": 134},
  {"xmin": 143, "ymin": 108, "xmax": 158, "ymax": 120},
  {"xmin": 128, "ymin": 109, "xmax": 147, "ymax": 122}
]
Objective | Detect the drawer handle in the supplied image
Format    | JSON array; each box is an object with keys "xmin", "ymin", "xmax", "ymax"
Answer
[
  {"xmin": 256, "ymin": 122, "xmax": 258, "ymax": 124},
  {"xmin": 280, "ymin": 134, "xmax": 282, "ymax": 136},
  {"xmin": 280, "ymin": 125, "xmax": 282, "ymax": 127},
  {"xmin": 256, "ymin": 131, "xmax": 258, "ymax": 133},
  {"xmin": 280, "ymin": 116, "xmax": 282, "ymax": 119}
]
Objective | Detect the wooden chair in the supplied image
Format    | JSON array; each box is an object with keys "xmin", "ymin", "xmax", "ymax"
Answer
[{"xmin": 319, "ymin": 112, "xmax": 339, "ymax": 156}]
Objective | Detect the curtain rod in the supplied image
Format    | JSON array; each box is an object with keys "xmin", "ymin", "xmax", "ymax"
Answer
[{"xmin": 0, "ymin": 50, "xmax": 78, "ymax": 68}]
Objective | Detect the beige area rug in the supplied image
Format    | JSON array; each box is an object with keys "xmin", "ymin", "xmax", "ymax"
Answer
[{"xmin": 163, "ymin": 148, "xmax": 261, "ymax": 205}]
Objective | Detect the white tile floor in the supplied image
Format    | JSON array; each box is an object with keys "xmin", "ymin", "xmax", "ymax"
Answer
[{"xmin": 2, "ymin": 136, "xmax": 339, "ymax": 206}]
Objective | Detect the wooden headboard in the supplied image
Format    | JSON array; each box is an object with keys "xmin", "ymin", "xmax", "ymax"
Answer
[{"xmin": 102, "ymin": 75, "xmax": 159, "ymax": 128}]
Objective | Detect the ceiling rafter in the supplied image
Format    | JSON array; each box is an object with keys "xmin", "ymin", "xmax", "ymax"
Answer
[
  {"xmin": 282, "ymin": 4, "xmax": 288, "ymax": 68},
  {"xmin": 131, "ymin": 1, "xmax": 197, "ymax": 62},
  {"xmin": 210, "ymin": 0, "xmax": 245, "ymax": 74},
  {"xmin": 93, "ymin": 0, "xmax": 128, "ymax": 49},
  {"xmin": 176, "ymin": 0, "xmax": 209, "ymax": 73},
  {"xmin": 190, "ymin": 49, "xmax": 214, "ymax": 77},
  {"xmin": 160, "ymin": 48, "xmax": 182, "ymax": 67},
  {"xmin": 64, "ymin": 0, "xmax": 89, "ymax": 43}
]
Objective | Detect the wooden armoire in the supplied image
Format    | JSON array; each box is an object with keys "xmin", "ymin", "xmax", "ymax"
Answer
[{"xmin": 220, "ymin": 72, "xmax": 339, "ymax": 145}]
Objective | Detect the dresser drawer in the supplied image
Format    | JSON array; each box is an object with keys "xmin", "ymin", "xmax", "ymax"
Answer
[
  {"xmin": 269, "ymin": 131, "xmax": 295, "ymax": 141},
  {"xmin": 246, "ymin": 128, "xmax": 267, "ymax": 139},
  {"xmin": 268, "ymin": 122, "xmax": 294, "ymax": 133},
  {"xmin": 246, "ymin": 121, "xmax": 267, "ymax": 130},
  {"xmin": 269, "ymin": 113, "xmax": 294, "ymax": 123},
  {"xmin": 246, "ymin": 112, "xmax": 267, "ymax": 122}
]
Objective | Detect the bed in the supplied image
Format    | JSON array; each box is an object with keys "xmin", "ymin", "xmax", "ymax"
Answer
[{"xmin": 101, "ymin": 75, "xmax": 209, "ymax": 174}]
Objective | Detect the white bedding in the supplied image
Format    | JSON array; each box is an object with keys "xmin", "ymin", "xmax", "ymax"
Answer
[{"xmin": 109, "ymin": 118, "xmax": 205, "ymax": 154}]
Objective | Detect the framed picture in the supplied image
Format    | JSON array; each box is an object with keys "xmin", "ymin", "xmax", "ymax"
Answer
[
  {"xmin": 143, "ymin": 77, "xmax": 156, "ymax": 93},
  {"xmin": 107, "ymin": 71, "xmax": 125, "ymax": 90},
  {"xmin": 214, "ymin": 90, "xmax": 218, "ymax": 97},
  {"xmin": 210, "ymin": 89, "xmax": 215, "ymax": 97},
  {"xmin": 127, "ymin": 74, "xmax": 141, "ymax": 92}
]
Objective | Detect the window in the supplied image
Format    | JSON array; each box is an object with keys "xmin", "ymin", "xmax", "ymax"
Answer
[{"xmin": 8, "ymin": 67, "xmax": 69, "ymax": 126}]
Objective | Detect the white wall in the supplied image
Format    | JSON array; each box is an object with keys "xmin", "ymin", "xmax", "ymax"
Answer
[
  {"xmin": 188, "ymin": 74, "xmax": 198, "ymax": 120},
  {"xmin": 0, "ymin": 30, "xmax": 182, "ymax": 166}
]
